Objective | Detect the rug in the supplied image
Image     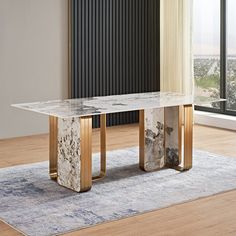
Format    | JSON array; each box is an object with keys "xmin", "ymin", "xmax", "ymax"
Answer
[{"xmin": 0, "ymin": 147, "xmax": 236, "ymax": 236}]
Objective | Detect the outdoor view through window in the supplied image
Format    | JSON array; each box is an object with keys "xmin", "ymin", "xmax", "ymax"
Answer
[
  {"xmin": 193, "ymin": 0, "xmax": 221, "ymax": 109},
  {"xmin": 193, "ymin": 0, "xmax": 236, "ymax": 112},
  {"xmin": 226, "ymin": 0, "xmax": 236, "ymax": 111}
]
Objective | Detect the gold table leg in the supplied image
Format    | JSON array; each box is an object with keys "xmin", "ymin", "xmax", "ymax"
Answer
[
  {"xmin": 49, "ymin": 116, "xmax": 58, "ymax": 180},
  {"xmin": 93, "ymin": 114, "xmax": 106, "ymax": 181},
  {"xmin": 178, "ymin": 106, "xmax": 183, "ymax": 165},
  {"xmin": 174, "ymin": 104, "xmax": 193, "ymax": 171},
  {"xmin": 183, "ymin": 104, "xmax": 193, "ymax": 170},
  {"xmin": 80, "ymin": 116, "xmax": 93, "ymax": 192},
  {"xmin": 139, "ymin": 110, "xmax": 145, "ymax": 170}
]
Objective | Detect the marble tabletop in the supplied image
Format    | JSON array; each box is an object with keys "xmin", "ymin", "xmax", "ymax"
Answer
[{"xmin": 12, "ymin": 92, "xmax": 224, "ymax": 118}]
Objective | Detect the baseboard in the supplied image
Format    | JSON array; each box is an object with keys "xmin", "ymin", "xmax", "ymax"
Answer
[{"xmin": 194, "ymin": 111, "xmax": 236, "ymax": 131}]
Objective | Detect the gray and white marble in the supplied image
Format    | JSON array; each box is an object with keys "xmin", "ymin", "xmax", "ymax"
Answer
[
  {"xmin": 165, "ymin": 106, "xmax": 180, "ymax": 167},
  {"xmin": 12, "ymin": 92, "xmax": 194, "ymax": 118},
  {"xmin": 57, "ymin": 117, "xmax": 81, "ymax": 192},
  {"xmin": 143, "ymin": 106, "xmax": 181, "ymax": 170},
  {"xmin": 143, "ymin": 108, "xmax": 165, "ymax": 171}
]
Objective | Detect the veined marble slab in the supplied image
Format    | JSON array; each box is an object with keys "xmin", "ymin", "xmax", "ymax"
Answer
[
  {"xmin": 57, "ymin": 117, "xmax": 81, "ymax": 192},
  {"xmin": 143, "ymin": 108, "xmax": 165, "ymax": 171},
  {"xmin": 12, "ymin": 92, "xmax": 194, "ymax": 118},
  {"xmin": 142, "ymin": 106, "xmax": 181, "ymax": 171},
  {"xmin": 165, "ymin": 106, "xmax": 180, "ymax": 167}
]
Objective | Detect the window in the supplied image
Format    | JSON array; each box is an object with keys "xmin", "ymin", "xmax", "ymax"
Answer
[
  {"xmin": 226, "ymin": 0, "xmax": 236, "ymax": 112},
  {"xmin": 193, "ymin": 0, "xmax": 221, "ymax": 109},
  {"xmin": 194, "ymin": 0, "xmax": 236, "ymax": 115}
]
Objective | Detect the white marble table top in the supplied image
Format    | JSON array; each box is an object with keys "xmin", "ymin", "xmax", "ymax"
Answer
[{"xmin": 12, "ymin": 92, "xmax": 224, "ymax": 118}]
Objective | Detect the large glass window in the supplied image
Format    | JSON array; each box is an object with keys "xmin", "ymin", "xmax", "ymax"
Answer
[
  {"xmin": 194, "ymin": 0, "xmax": 236, "ymax": 115},
  {"xmin": 193, "ymin": 0, "xmax": 221, "ymax": 109},
  {"xmin": 226, "ymin": 0, "xmax": 236, "ymax": 112}
]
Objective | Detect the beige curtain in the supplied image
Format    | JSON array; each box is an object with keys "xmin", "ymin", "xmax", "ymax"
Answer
[{"xmin": 160, "ymin": 0, "xmax": 193, "ymax": 95}]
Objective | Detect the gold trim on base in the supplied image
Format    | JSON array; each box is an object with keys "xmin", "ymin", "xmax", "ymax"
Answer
[
  {"xmin": 92, "ymin": 114, "xmax": 107, "ymax": 181},
  {"xmin": 183, "ymin": 104, "xmax": 193, "ymax": 170},
  {"xmin": 49, "ymin": 116, "xmax": 58, "ymax": 180},
  {"xmin": 178, "ymin": 105, "xmax": 183, "ymax": 164},
  {"xmin": 173, "ymin": 104, "xmax": 193, "ymax": 171},
  {"xmin": 139, "ymin": 110, "xmax": 145, "ymax": 171},
  {"xmin": 80, "ymin": 116, "xmax": 93, "ymax": 192}
]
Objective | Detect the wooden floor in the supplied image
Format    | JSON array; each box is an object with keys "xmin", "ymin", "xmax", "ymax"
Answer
[{"xmin": 0, "ymin": 124, "xmax": 236, "ymax": 236}]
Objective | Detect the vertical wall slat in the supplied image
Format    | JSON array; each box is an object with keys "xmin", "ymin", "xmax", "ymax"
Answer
[{"xmin": 72, "ymin": 0, "xmax": 160, "ymax": 127}]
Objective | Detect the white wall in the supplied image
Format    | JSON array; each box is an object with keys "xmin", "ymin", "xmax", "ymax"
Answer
[{"xmin": 0, "ymin": 0, "xmax": 68, "ymax": 139}]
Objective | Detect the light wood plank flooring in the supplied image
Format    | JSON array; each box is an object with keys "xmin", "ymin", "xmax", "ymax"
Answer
[{"xmin": 0, "ymin": 124, "xmax": 236, "ymax": 236}]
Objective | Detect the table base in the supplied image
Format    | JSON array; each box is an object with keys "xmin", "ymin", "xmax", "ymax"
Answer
[{"xmin": 49, "ymin": 105, "xmax": 193, "ymax": 192}]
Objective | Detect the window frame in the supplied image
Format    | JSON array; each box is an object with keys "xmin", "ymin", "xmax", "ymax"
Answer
[{"xmin": 195, "ymin": 0, "xmax": 236, "ymax": 116}]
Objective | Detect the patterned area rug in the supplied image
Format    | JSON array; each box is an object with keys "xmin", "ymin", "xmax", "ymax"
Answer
[{"xmin": 0, "ymin": 147, "xmax": 236, "ymax": 236}]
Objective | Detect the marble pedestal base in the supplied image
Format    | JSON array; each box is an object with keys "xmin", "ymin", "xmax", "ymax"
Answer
[
  {"xmin": 49, "ymin": 116, "xmax": 92, "ymax": 192},
  {"xmin": 49, "ymin": 105, "xmax": 192, "ymax": 193},
  {"xmin": 139, "ymin": 108, "xmax": 165, "ymax": 171},
  {"xmin": 57, "ymin": 117, "xmax": 82, "ymax": 192},
  {"xmin": 139, "ymin": 105, "xmax": 192, "ymax": 172}
]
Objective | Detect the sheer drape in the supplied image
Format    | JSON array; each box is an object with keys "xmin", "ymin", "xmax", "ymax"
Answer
[{"xmin": 160, "ymin": 0, "xmax": 193, "ymax": 95}]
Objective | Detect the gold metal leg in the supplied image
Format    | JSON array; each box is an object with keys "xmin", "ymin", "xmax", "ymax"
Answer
[
  {"xmin": 80, "ymin": 116, "xmax": 93, "ymax": 192},
  {"xmin": 174, "ymin": 104, "xmax": 193, "ymax": 171},
  {"xmin": 183, "ymin": 104, "xmax": 193, "ymax": 170},
  {"xmin": 49, "ymin": 116, "xmax": 58, "ymax": 180},
  {"xmin": 93, "ymin": 114, "xmax": 106, "ymax": 181},
  {"xmin": 139, "ymin": 110, "xmax": 145, "ymax": 170},
  {"xmin": 178, "ymin": 106, "xmax": 183, "ymax": 165}
]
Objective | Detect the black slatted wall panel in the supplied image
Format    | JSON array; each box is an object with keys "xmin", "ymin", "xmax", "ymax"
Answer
[{"xmin": 71, "ymin": 0, "xmax": 160, "ymax": 127}]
